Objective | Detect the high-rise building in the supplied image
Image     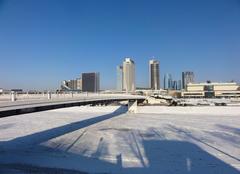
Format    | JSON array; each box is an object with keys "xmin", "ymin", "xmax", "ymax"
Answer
[
  {"xmin": 164, "ymin": 73, "xmax": 172, "ymax": 90},
  {"xmin": 116, "ymin": 65, "xmax": 123, "ymax": 91},
  {"xmin": 177, "ymin": 80, "xmax": 182, "ymax": 90},
  {"xmin": 123, "ymin": 58, "xmax": 135, "ymax": 92},
  {"xmin": 149, "ymin": 60, "xmax": 160, "ymax": 90},
  {"xmin": 82, "ymin": 72, "xmax": 100, "ymax": 92},
  {"xmin": 182, "ymin": 71, "xmax": 194, "ymax": 90},
  {"xmin": 172, "ymin": 80, "xmax": 177, "ymax": 90}
]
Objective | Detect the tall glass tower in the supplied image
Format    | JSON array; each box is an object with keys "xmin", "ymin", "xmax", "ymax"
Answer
[
  {"xmin": 164, "ymin": 73, "xmax": 172, "ymax": 90},
  {"xmin": 116, "ymin": 65, "xmax": 123, "ymax": 91},
  {"xmin": 177, "ymin": 80, "xmax": 182, "ymax": 90},
  {"xmin": 182, "ymin": 71, "xmax": 194, "ymax": 90}
]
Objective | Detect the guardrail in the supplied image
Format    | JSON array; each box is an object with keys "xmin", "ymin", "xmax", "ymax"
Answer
[{"xmin": 0, "ymin": 92, "xmax": 144, "ymax": 102}]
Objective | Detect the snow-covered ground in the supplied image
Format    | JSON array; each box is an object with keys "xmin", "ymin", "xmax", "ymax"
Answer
[{"xmin": 0, "ymin": 106, "xmax": 240, "ymax": 174}]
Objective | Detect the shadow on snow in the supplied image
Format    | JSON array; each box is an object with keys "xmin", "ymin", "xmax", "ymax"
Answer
[
  {"xmin": 0, "ymin": 105, "xmax": 127, "ymax": 149},
  {"xmin": 0, "ymin": 107, "xmax": 239, "ymax": 174}
]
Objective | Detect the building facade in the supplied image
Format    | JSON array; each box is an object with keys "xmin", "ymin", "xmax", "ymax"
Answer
[
  {"xmin": 172, "ymin": 80, "xmax": 177, "ymax": 90},
  {"xmin": 123, "ymin": 58, "xmax": 135, "ymax": 92},
  {"xmin": 181, "ymin": 82, "xmax": 240, "ymax": 98},
  {"xmin": 164, "ymin": 73, "xmax": 172, "ymax": 90},
  {"xmin": 116, "ymin": 65, "xmax": 123, "ymax": 91},
  {"xmin": 70, "ymin": 80, "xmax": 77, "ymax": 90},
  {"xmin": 182, "ymin": 71, "xmax": 194, "ymax": 90},
  {"xmin": 149, "ymin": 60, "xmax": 160, "ymax": 90},
  {"xmin": 76, "ymin": 78, "xmax": 82, "ymax": 90},
  {"xmin": 82, "ymin": 72, "xmax": 100, "ymax": 92},
  {"xmin": 177, "ymin": 80, "xmax": 182, "ymax": 90}
]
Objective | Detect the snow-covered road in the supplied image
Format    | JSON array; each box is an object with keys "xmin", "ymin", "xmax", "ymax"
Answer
[{"xmin": 0, "ymin": 106, "xmax": 240, "ymax": 174}]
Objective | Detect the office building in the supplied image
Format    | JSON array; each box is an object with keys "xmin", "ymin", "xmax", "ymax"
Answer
[
  {"xmin": 123, "ymin": 58, "xmax": 135, "ymax": 92},
  {"xmin": 177, "ymin": 80, "xmax": 182, "ymax": 90},
  {"xmin": 164, "ymin": 73, "xmax": 172, "ymax": 90},
  {"xmin": 70, "ymin": 80, "xmax": 77, "ymax": 90},
  {"xmin": 82, "ymin": 72, "xmax": 100, "ymax": 92},
  {"xmin": 172, "ymin": 80, "xmax": 178, "ymax": 90},
  {"xmin": 182, "ymin": 71, "xmax": 194, "ymax": 90},
  {"xmin": 116, "ymin": 65, "xmax": 123, "ymax": 91},
  {"xmin": 181, "ymin": 82, "xmax": 240, "ymax": 98},
  {"xmin": 76, "ymin": 78, "xmax": 82, "ymax": 90},
  {"xmin": 149, "ymin": 60, "xmax": 160, "ymax": 90}
]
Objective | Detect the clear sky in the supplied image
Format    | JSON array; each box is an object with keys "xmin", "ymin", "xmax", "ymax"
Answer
[{"xmin": 0, "ymin": 0, "xmax": 239, "ymax": 90}]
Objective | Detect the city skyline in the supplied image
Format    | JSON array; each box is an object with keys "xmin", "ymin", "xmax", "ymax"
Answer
[{"xmin": 0, "ymin": 0, "xmax": 240, "ymax": 90}]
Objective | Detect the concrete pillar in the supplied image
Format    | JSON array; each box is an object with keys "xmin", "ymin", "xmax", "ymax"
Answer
[
  {"xmin": 71, "ymin": 92, "xmax": 74, "ymax": 98},
  {"xmin": 11, "ymin": 91, "xmax": 16, "ymax": 102},
  {"xmin": 47, "ymin": 91, "xmax": 51, "ymax": 100},
  {"xmin": 128, "ymin": 99, "xmax": 138, "ymax": 113}
]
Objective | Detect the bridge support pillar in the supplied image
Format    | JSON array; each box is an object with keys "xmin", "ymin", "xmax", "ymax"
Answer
[
  {"xmin": 11, "ymin": 91, "xmax": 16, "ymax": 102},
  {"xmin": 47, "ymin": 91, "xmax": 51, "ymax": 100},
  {"xmin": 128, "ymin": 99, "xmax": 138, "ymax": 113}
]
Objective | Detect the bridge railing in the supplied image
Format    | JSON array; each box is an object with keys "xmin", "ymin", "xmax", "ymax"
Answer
[{"xmin": 0, "ymin": 92, "xmax": 144, "ymax": 102}]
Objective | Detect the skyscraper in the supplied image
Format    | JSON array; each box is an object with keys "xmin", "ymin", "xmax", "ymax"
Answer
[
  {"xmin": 172, "ymin": 80, "xmax": 177, "ymax": 90},
  {"xmin": 116, "ymin": 65, "xmax": 123, "ymax": 91},
  {"xmin": 123, "ymin": 58, "xmax": 135, "ymax": 92},
  {"xmin": 164, "ymin": 73, "xmax": 172, "ymax": 90},
  {"xmin": 82, "ymin": 72, "xmax": 100, "ymax": 92},
  {"xmin": 149, "ymin": 59, "xmax": 160, "ymax": 90},
  {"xmin": 177, "ymin": 80, "xmax": 182, "ymax": 90},
  {"xmin": 182, "ymin": 71, "xmax": 194, "ymax": 90}
]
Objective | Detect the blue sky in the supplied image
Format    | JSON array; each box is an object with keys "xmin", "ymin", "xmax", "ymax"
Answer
[{"xmin": 0, "ymin": 0, "xmax": 239, "ymax": 90}]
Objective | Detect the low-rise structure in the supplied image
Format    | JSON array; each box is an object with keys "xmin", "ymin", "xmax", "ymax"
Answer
[
  {"xmin": 0, "ymin": 88, "xmax": 11, "ymax": 94},
  {"xmin": 61, "ymin": 79, "xmax": 80, "ymax": 91},
  {"xmin": 182, "ymin": 82, "xmax": 240, "ymax": 98}
]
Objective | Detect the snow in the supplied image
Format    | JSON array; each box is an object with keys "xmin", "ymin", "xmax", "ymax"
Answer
[
  {"xmin": 138, "ymin": 106, "xmax": 240, "ymax": 115},
  {"xmin": 0, "ymin": 106, "xmax": 240, "ymax": 174}
]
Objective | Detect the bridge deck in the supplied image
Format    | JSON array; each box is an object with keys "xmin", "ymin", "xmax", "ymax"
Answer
[{"xmin": 0, "ymin": 95, "xmax": 145, "ymax": 117}]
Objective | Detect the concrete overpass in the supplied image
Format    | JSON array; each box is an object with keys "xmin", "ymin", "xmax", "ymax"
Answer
[{"xmin": 0, "ymin": 94, "xmax": 146, "ymax": 117}]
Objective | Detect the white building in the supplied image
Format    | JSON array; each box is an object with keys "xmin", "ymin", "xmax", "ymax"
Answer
[
  {"xmin": 182, "ymin": 82, "xmax": 240, "ymax": 98},
  {"xmin": 76, "ymin": 78, "xmax": 82, "ymax": 90},
  {"xmin": 123, "ymin": 58, "xmax": 135, "ymax": 93}
]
